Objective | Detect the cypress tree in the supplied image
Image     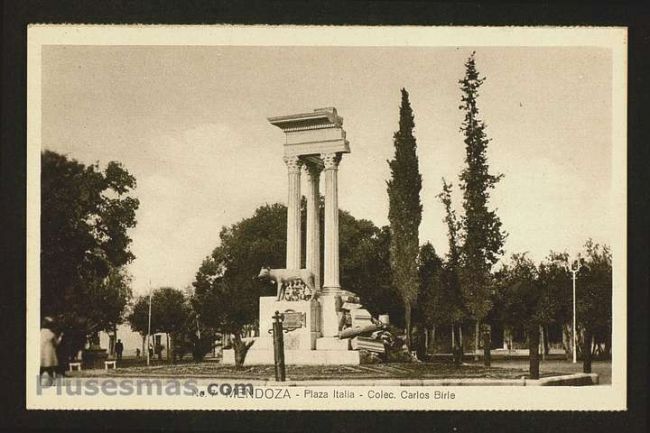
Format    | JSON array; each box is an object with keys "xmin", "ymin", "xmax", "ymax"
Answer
[
  {"xmin": 387, "ymin": 88, "xmax": 423, "ymax": 349},
  {"xmin": 458, "ymin": 52, "xmax": 507, "ymax": 354}
]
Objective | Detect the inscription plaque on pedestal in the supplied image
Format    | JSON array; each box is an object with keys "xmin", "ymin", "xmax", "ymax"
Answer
[{"xmin": 282, "ymin": 310, "xmax": 306, "ymax": 331}]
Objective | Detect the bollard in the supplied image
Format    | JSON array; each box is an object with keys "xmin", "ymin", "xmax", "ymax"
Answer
[{"xmin": 272, "ymin": 311, "xmax": 286, "ymax": 382}]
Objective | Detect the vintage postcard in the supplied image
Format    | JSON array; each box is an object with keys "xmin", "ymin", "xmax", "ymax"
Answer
[{"xmin": 26, "ymin": 25, "xmax": 627, "ymax": 410}]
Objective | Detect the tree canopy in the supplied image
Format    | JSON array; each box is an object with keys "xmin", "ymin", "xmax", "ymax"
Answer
[
  {"xmin": 41, "ymin": 150, "xmax": 139, "ymax": 341},
  {"xmin": 576, "ymin": 240, "xmax": 612, "ymax": 355}
]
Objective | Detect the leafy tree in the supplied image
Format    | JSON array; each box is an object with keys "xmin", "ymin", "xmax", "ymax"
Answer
[
  {"xmin": 436, "ymin": 179, "xmax": 467, "ymax": 358},
  {"xmin": 192, "ymin": 204, "xmax": 286, "ymax": 367},
  {"xmin": 495, "ymin": 253, "xmax": 546, "ymax": 379},
  {"xmin": 92, "ymin": 268, "xmax": 134, "ymax": 332},
  {"xmin": 340, "ymin": 218, "xmax": 402, "ymax": 327},
  {"xmin": 127, "ymin": 294, "xmax": 150, "ymax": 338},
  {"xmin": 457, "ymin": 52, "xmax": 506, "ymax": 354},
  {"xmin": 128, "ymin": 287, "xmax": 190, "ymax": 362},
  {"xmin": 41, "ymin": 150, "xmax": 138, "ymax": 359},
  {"xmin": 576, "ymin": 240, "xmax": 612, "ymax": 372},
  {"xmin": 536, "ymin": 252, "xmax": 572, "ymax": 357},
  {"xmin": 387, "ymin": 88, "xmax": 423, "ymax": 349},
  {"xmin": 416, "ymin": 242, "xmax": 443, "ymax": 353},
  {"xmin": 168, "ymin": 306, "xmax": 217, "ymax": 362}
]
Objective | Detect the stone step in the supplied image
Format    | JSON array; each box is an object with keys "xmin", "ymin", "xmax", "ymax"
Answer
[
  {"xmin": 222, "ymin": 348, "xmax": 360, "ymax": 365},
  {"xmin": 316, "ymin": 337, "xmax": 350, "ymax": 351}
]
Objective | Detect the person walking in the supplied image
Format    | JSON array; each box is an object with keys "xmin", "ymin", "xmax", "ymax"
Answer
[
  {"xmin": 40, "ymin": 316, "xmax": 62, "ymax": 385},
  {"xmin": 115, "ymin": 339, "xmax": 124, "ymax": 361}
]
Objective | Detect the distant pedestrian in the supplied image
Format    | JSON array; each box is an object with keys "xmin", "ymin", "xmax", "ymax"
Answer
[
  {"xmin": 40, "ymin": 316, "xmax": 62, "ymax": 385},
  {"xmin": 135, "ymin": 348, "xmax": 141, "ymax": 358},
  {"xmin": 115, "ymin": 339, "xmax": 124, "ymax": 361},
  {"xmin": 148, "ymin": 344, "xmax": 154, "ymax": 360},
  {"xmin": 155, "ymin": 343, "xmax": 163, "ymax": 361}
]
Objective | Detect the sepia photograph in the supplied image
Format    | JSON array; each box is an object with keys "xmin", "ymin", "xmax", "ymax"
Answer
[{"xmin": 25, "ymin": 25, "xmax": 627, "ymax": 411}]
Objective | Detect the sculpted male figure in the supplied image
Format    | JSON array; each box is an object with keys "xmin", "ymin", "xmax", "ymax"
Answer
[{"xmin": 257, "ymin": 267, "xmax": 316, "ymax": 301}]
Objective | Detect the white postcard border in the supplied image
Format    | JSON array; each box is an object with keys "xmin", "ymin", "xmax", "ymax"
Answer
[{"xmin": 26, "ymin": 24, "xmax": 627, "ymax": 411}]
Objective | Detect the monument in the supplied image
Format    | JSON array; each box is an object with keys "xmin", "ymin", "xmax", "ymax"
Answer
[{"xmin": 222, "ymin": 107, "xmax": 364, "ymax": 365}]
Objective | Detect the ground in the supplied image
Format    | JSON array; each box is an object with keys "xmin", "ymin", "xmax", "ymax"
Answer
[
  {"xmin": 466, "ymin": 359, "xmax": 612, "ymax": 385},
  {"xmin": 70, "ymin": 358, "xmax": 607, "ymax": 382}
]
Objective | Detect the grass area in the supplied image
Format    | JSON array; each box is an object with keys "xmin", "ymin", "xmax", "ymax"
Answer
[{"xmin": 72, "ymin": 360, "xmax": 564, "ymax": 381}]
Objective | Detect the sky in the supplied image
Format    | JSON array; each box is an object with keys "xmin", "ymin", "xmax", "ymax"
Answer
[{"xmin": 41, "ymin": 44, "xmax": 614, "ymax": 295}]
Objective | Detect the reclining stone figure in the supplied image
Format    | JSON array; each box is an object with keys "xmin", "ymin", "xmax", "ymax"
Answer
[{"xmin": 257, "ymin": 267, "xmax": 316, "ymax": 301}]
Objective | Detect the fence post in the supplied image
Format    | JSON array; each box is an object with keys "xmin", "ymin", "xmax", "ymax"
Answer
[{"xmin": 272, "ymin": 311, "xmax": 286, "ymax": 382}]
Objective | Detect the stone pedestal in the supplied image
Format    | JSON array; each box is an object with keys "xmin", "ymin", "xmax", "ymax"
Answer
[
  {"xmin": 221, "ymin": 296, "xmax": 360, "ymax": 366},
  {"xmin": 316, "ymin": 337, "xmax": 350, "ymax": 351},
  {"xmin": 258, "ymin": 297, "xmax": 318, "ymax": 350}
]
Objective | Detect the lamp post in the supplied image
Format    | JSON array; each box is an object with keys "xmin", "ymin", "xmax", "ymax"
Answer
[{"xmin": 568, "ymin": 259, "xmax": 581, "ymax": 364}]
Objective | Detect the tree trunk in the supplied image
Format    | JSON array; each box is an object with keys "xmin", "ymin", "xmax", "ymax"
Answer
[
  {"xmin": 583, "ymin": 327, "xmax": 593, "ymax": 373},
  {"xmin": 424, "ymin": 327, "xmax": 429, "ymax": 354},
  {"xmin": 170, "ymin": 333, "xmax": 176, "ymax": 363},
  {"xmin": 166, "ymin": 333, "xmax": 171, "ymax": 362},
  {"xmin": 431, "ymin": 325, "xmax": 436, "ymax": 355},
  {"xmin": 482, "ymin": 326, "xmax": 491, "ymax": 367},
  {"xmin": 544, "ymin": 325, "xmax": 550, "ymax": 356},
  {"xmin": 540, "ymin": 325, "xmax": 546, "ymax": 361},
  {"xmin": 474, "ymin": 320, "xmax": 480, "ymax": 361},
  {"xmin": 451, "ymin": 324, "xmax": 455, "ymax": 351},
  {"xmin": 529, "ymin": 325, "xmax": 540, "ymax": 379},
  {"xmin": 562, "ymin": 323, "xmax": 571, "ymax": 360},
  {"xmin": 232, "ymin": 332, "xmax": 254, "ymax": 369},
  {"xmin": 404, "ymin": 303, "xmax": 412, "ymax": 350},
  {"xmin": 452, "ymin": 323, "xmax": 464, "ymax": 367}
]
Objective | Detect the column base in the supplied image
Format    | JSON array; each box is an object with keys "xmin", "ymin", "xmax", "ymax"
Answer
[
  {"xmin": 319, "ymin": 294, "xmax": 342, "ymax": 337},
  {"xmin": 321, "ymin": 285, "xmax": 342, "ymax": 296}
]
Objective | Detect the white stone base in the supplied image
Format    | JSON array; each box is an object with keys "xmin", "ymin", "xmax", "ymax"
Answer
[
  {"xmin": 319, "ymin": 294, "xmax": 342, "ymax": 337},
  {"xmin": 222, "ymin": 347, "xmax": 360, "ymax": 365},
  {"xmin": 316, "ymin": 337, "xmax": 350, "ymax": 351}
]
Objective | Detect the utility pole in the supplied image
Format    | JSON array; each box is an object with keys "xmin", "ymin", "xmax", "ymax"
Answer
[
  {"xmin": 147, "ymin": 280, "xmax": 153, "ymax": 366},
  {"xmin": 568, "ymin": 259, "xmax": 581, "ymax": 364}
]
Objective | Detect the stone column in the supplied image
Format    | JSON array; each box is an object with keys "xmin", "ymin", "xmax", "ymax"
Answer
[
  {"xmin": 284, "ymin": 156, "xmax": 303, "ymax": 269},
  {"xmin": 321, "ymin": 153, "xmax": 341, "ymax": 294},
  {"xmin": 304, "ymin": 162, "xmax": 322, "ymax": 290}
]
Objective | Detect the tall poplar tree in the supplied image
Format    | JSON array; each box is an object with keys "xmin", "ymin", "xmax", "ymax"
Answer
[
  {"xmin": 457, "ymin": 52, "xmax": 507, "ymax": 354},
  {"xmin": 387, "ymin": 88, "xmax": 423, "ymax": 349},
  {"xmin": 438, "ymin": 179, "xmax": 466, "ymax": 358}
]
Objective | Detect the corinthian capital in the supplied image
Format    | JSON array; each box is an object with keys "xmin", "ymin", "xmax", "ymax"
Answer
[
  {"xmin": 320, "ymin": 153, "xmax": 341, "ymax": 170},
  {"xmin": 304, "ymin": 160, "xmax": 323, "ymax": 180},
  {"xmin": 283, "ymin": 156, "xmax": 303, "ymax": 173}
]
